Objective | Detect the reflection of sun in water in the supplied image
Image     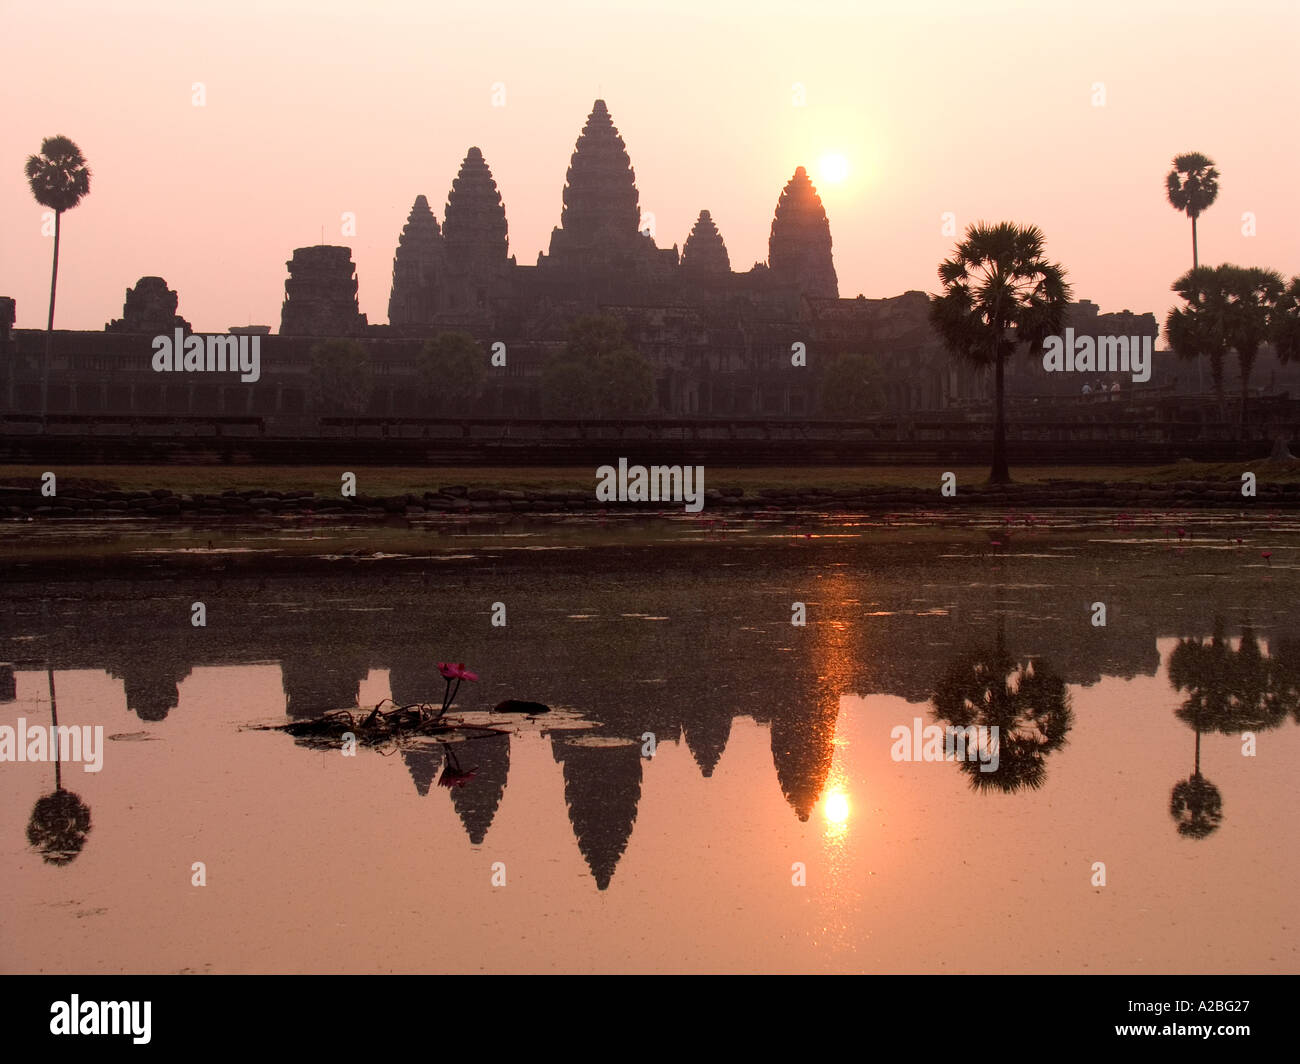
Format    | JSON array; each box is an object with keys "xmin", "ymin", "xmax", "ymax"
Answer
[
  {"xmin": 823, "ymin": 786, "xmax": 850, "ymax": 837},
  {"xmin": 817, "ymin": 153, "xmax": 850, "ymax": 185}
]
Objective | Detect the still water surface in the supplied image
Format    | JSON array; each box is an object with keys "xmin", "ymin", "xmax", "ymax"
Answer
[{"xmin": 2, "ymin": 512, "xmax": 1297, "ymax": 972}]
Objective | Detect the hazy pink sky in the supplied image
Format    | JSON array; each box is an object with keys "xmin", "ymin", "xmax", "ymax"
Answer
[{"xmin": 4, "ymin": 0, "xmax": 1297, "ymax": 333}]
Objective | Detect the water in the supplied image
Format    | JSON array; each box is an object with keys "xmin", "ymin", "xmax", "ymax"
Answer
[{"xmin": 2, "ymin": 512, "xmax": 1297, "ymax": 973}]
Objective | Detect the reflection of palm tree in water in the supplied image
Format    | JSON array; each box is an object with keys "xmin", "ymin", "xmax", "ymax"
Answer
[
  {"xmin": 1166, "ymin": 618, "xmax": 1296, "ymax": 839},
  {"xmin": 1171, "ymin": 620, "xmax": 1288, "ymax": 734},
  {"xmin": 26, "ymin": 669, "xmax": 91, "ymax": 865},
  {"xmin": 1265, "ymin": 634, "xmax": 1300, "ymax": 727},
  {"xmin": 1169, "ymin": 729, "xmax": 1223, "ymax": 839},
  {"xmin": 930, "ymin": 618, "xmax": 1073, "ymax": 793}
]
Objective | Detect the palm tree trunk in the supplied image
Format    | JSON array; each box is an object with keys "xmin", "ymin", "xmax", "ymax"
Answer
[
  {"xmin": 1240, "ymin": 352, "xmax": 1254, "ymax": 432},
  {"xmin": 1191, "ymin": 214, "xmax": 1199, "ymax": 270},
  {"xmin": 990, "ymin": 354, "xmax": 1010, "ymax": 483},
  {"xmin": 42, "ymin": 210, "xmax": 61, "ymax": 425},
  {"xmin": 49, "ymin": 667, "xmax": 61, "ymax": 792}
]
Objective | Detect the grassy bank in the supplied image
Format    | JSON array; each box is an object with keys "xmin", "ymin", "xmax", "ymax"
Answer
[{"xmin": 2, "ymin": 460, "xmax": 1297, "ymax": 497}]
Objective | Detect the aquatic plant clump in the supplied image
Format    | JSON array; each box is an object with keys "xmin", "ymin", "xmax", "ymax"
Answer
[{"xmin": 276, "ymin": 700, "xmax": 469, "ymax": 745}]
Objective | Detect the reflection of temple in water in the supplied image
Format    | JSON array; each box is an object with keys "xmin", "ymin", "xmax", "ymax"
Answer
[
  {"xmin": 280, "ymin": 651, "xmax": 369, "ymax": 718},
  {"xmin": 683, "ymin": 713, "xmax": 731, "ymax": 777},
  {"xmin": 108, "ymin": 659, "xmax": 192, "ymax": 721},
  {"xmin": 551, "ymin": 739, "xmax": 643, "ymax": 890},
  {"xmin": 8, "ymin": 551, "xmax": 1299, "ymax": 887},
  {"xmin": 448, "ymin": 732, "xmax": 511, "ymax": 845},
  {"xmin": 389, "ymin": 655, "xmax": 448, "ymax": 707},
  {"xmin": 400, "ymin": 742, "xmax": 445, "ymax": 798}
]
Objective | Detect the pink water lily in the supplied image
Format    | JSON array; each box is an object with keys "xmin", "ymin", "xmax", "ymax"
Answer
[
  {"xmin": 437, "ymin": 662, "xmax": 479, "ymax": 682},
  {"xmin": 434, "ymin": 662, "xmax": 480, "ymax": 719}
]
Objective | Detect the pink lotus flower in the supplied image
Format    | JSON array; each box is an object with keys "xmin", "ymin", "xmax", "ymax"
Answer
[{"xmin": 437, "ymin": 662, "xmax": 478, "ymax": 682}]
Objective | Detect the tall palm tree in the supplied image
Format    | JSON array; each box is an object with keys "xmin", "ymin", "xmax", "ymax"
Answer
[
  {"xmin": 930, "ymin": 222, "xmax": 1071, "ymax": 483},
  {"xmin": 24, "ymin": 136, "xmax": 92, "ymax": 422},
  {"xmin": 1165, "ymin": 151, "xmax": 1219, "ymax": 270}
]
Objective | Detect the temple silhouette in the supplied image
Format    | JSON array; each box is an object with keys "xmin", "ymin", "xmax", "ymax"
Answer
[{"xmin": 6, "ymin": 98, "xmax": 1242, "ymax": 424}]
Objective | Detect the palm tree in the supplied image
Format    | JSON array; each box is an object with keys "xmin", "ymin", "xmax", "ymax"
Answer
[
  {"xmin": 1165, "ymin": 152, "xmax": 1219, "ymax": 270},
  {"xmin": 1222, "ymin": 266, "xmax": 1286, "ymax": 426},
  {"xmin": 1168, "ymin": 265, "xmax": 1287, "ymax": 425},
  {"xmin": 1272, "ymin": 276, "xmax": 1300, "ymax": 365},
  {"xmin": 1167, "ymin": 265, "xmax": 1230, "ymax": 412},
  {"xmin": 24, "ymin": 136, "xmax": 92, "ymax": 422},
  {"xmin": 1266, "ymin": 276, "xmax": 1300, "ymax": 457},
  {"xmin": 930, "ymin": 222, "xmax": 1071, "ymax": 483}
]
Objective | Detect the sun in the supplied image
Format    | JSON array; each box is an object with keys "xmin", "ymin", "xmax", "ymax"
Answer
[{"xmin": 817, "ymin": 153, "xmax": 850, "ymax": 185}]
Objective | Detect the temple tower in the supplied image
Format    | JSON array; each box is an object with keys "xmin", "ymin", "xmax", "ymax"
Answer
[
  {"xmin": 768, "ymin": 167, "xmax": 838, "ymax": 298},
  {"xmin": 443, "ymin": 147, "xmax": 509, "ymax": 271},
  {"xmin": 106, "ymin": 276, "xmax": 190, "ymax": 333},
  {"xmin": 544, "ymin": 100, "xmax": 655, "ymax": 273},
  {"xmin": 279, "ymin": 246, "xmax": 367, "ymax": 336},
  {"xmin": 680, "ymin": 210, "xmax": 730, "ymax": 275},
  {"xmin": 388, "ymin": 195, "xmax": 445, "ymax": 328}
]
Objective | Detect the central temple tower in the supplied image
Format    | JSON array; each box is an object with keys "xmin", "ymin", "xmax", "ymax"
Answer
[{"xmin": 543, "ymin": 100, "xmax": 660, "ymax": 275}]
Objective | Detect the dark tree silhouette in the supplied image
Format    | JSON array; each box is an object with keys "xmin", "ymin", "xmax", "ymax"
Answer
[
  {"xmin": 1167, "ymin": 265, "xmax": 1229, "ymax": 408},
  {"xmin": 24, "ymin": 135, "xmax": 91, "ymax": 421},
  {"xmin": 931, "ymin": 624, "xmax": 1073, "ymax": 793},
  {"xmin": 1165, "ymin": 152, "xmax": 1220, "ymax": 269},
  {"xmin": 1169, "ymin": 762, "xmax": 1223, "ymax": 840},
  {"xmin": 1166, "ymin": 618, "xmax": 1296, "ymax": 839},
  {"xmin": 27, "ymin": 790, "xmax": 92, "ymax": 865},
  {"xmin": 543, "ymin": 313, "xmax": 655, "ymax": 417},
  {"xmin": 25, "ymin": 669, "xmax": 91, "ymax": 865},
  {"xmin": 929, "ymin": 222, "xmax": 1071, "ymax": 483},
  {"xmin": 307, "ymin": 339, "xmax": 374, "ymax": 415},
  {"xmin": 417, "ymin": 331, "xmax": 486, "ymax": 414},
  {"xmin": 1170, "ymin": 619, "xmax": 1288, "ymax": 735}
]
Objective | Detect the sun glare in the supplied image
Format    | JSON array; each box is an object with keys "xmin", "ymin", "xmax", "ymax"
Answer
[{"xmin": 817, "ymin": 153, "xmax": 850, "ymax": 185}]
